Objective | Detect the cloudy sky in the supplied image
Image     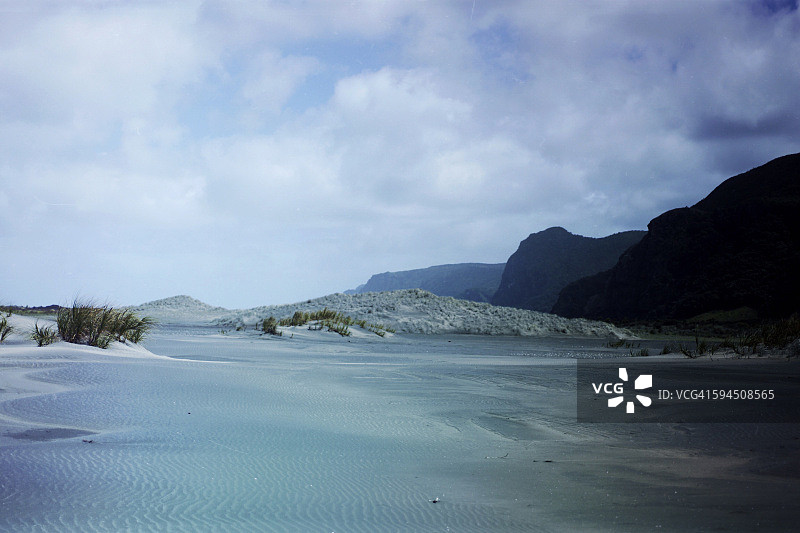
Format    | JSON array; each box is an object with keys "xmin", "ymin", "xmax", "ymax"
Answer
[{"xmin": 1, "ymin": 0, "xmax": 798, "ymax": 308}]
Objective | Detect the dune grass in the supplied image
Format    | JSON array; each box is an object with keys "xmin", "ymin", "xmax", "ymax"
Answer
[
  {"xmin": 269, "ymin": 308, "xmax": 394, "ymax": 337},
  {"xmin": 262, "ymin": 316, "xmax": 281, "ymax": 336},
  {"xmin": 30, "ymin": 321, "xmax": 58, "ymax": 347},
  {"xmin": 658, "ymin": 314, "xmax": 800, "ymax": 358},
  {"xmin": 111, "ymin": 309, "xmax": 156, "ymax": 344},
  {"xmin": 631, "ymin": 347, "xmax": 650, "ymax": 357},
  {"xmin": 0, "ymin": 316, "xmax": 13, "ymax": 343},
  {"xmin": 722, "ymin": 315, "xmax": 800, "ymax": 357},
  {"xmin": 56, "ymin": 300, "xmax": 155, "ymax": 349},
  {"xmin": 759, "ymin": 314, "xmax": 800, "ymax": 349}
]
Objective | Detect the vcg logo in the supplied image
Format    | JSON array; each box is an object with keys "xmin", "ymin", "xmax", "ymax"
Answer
[{"xmin": 591, "ymin": 368, "xmax": 653, "ymax": 413}]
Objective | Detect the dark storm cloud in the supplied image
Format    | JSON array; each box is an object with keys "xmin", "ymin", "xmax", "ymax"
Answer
[{"xmin": 693, "ymin": 111, "xmax": 800, "ymax": 140}]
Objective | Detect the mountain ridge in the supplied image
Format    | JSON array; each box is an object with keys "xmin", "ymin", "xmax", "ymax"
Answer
[
  {"xmin": 552, "ymin": 152, "xmax": 800, "ymax": 320},
  {"xmin": 491, "ymin": 227, "xmax": 646, "ymax": 312},
  {"xmin": 347, "ymin": 262, "xmax": 505, "ymax": 303}
]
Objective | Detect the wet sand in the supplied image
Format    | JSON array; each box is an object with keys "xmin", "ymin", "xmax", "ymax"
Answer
[{"xmin": 1, "ymin": 330, "xmax": 799, "ymax": 531}]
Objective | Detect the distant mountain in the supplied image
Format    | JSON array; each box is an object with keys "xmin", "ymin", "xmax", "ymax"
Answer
[
  {"xmin": 347, "ymin": 263, "xmax": 505, "ymax": 302},
  {"xmin": 491, "ymin": 227, "xmax": 645, "ymax": 312},
  {"xmin": 552, "ymin": 153, "xmax": 800, "ymax": 320}
]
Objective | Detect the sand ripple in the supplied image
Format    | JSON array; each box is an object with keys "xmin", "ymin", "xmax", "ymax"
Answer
[
  {"xmin": 1, "ymin": 351, "xmax": 538, "ymax": 531},
  {"xmin": 4, "ymin": 334, "xmax": 798, "ymax": 531}
]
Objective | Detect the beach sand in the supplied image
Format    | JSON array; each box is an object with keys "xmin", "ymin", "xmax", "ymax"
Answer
[{"xmin": 1, "ymin": 319, "xmax": 799, "ymax": 531}]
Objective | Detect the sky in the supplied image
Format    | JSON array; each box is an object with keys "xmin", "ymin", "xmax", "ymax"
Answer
[{"xmin": 1, "ymin": 0, "xmax": 799, "ymax": 309}]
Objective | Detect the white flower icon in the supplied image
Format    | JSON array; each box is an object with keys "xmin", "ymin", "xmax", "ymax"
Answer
[{"xmin": 608, "ymin": 368, "xmax": 652, "ymax": 413}]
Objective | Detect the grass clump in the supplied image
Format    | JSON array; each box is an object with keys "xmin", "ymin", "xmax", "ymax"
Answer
[
  {"xmin": 286, "ymin": 308, "xmax": 353, "ymax": 336},
  {"xmin": 110, "ymin": 310, "xmax": 155, "ymax": 344},
  {"xmin": 630, "ymin": 347, "xmax": 650, "ymax": 357},
  {"xmin": 279, "ymin": 311, "xmax": 311, "ymax": 327},
  {"xmin": 271, "ymin": 308, "xmax": 394, "ymax": 338},
  {"xmin": 665, "ymin": 315, "xmax": 800, "ymax": 358},
  {"xmin": 0, "ymin": 316, "xmax": 13, "ymax": 343},
  {"xmin": 56, "ymin": 300, "xmax": 155, "ymax": 349},
  {"xmin": 262, "ymin": 316, "xmax": 281, "ymax": 336},
  {"xmin": 760, "ymin": 314, "xmax": 800, "ymax": 349},
  {"xmin": 607, "ymin": 339, "xmax": 639, "ymax": 349},
  {"xmin": 57, "ymin": 301, "xmax": 106, "ymax": 346},
  {"xmin": 726, "ymin": 314, "xmax": 800, "ymax": 357},
  {"xmin": 679, "ymin": 343, "xmax": 699, "ymax": 359},
  {"xmin": 322, "ymin": 318, "xmax": 351, "ymax": 337},
  {"xmin": 30, "ymin": 321, "xmax": 58, "ymax": 347},
  {"xmin": 669, "ymin": 336, "xmax": 714, "ymax": 359},
  {"xmin": 660, "ymin": 342, "xmax": 678, "ymax": 355}
]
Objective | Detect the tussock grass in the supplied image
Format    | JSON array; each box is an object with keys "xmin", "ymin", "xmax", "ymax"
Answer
[
  {"xmin": 271, "ymin": 308, "xmax": 394, "ymax": 338},
  {"xmin": 679, "ymin": 343, "xmax": 699, "ymax": 359},
  {"xmin": 660, "ymin": 343, "xmax": 677, "ymax": 355},
  {"xmin": 111, "ymin": 310, "xmax": 155, "ymax": 344},
  {"xmin": 661, "ymin": 336, "xmax": 718, "ymax": 359},
  {"xmin": 30, "ymin": 321, "xmax": 58, "ymax": 347},
  {"xmin": 262, "ymin": 316, "xmax": 281, "ymax": 336},
  {"xmin": 56, "ymin": 300, "xmax": 155, "ymax": 349},
  {"xmin": 323, "ymin": 319, "xmax": 351, "ymax": 337},
  {"xmin": 607, "ymin": 338, "xmax": 639, "ymax": 349},
  {"xmin": 760, "ymin": 314, "xmax": 800, "ymax": 349},
  {"xmin": 0, "ymin": 316, "xmax": 13, "ymax": 343},
  {"xmin": 723, "ymin": 315, "xmax": 800, "ymax": 357},
  {"xmin": 57, "ymin": 301, "xmax": 101, "ymax": 345},
  {"xmin": 660, "ymin": 314, "xmax": 800, "ymax": 358}
]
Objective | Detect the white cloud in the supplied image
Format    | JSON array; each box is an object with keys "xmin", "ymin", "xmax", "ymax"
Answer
[
  {"xmin": 1, "ymin": 0, "xmax": 798, "ymax": 307},
  {"xmin": 197, "ymin": 0, "xmax": 416, "ymax": 44},
  {"xmin": 201, "ymin": 131, "xmax": 341, "ymax": 203},
  {"xmin": 0, "ymin": 3, "xmax": 210, "ymax": 126},
  {"xmin": 6, "ymin": 163, "xmax": 207, "ymax": 230},
  {"xmin": 240, "ymin": 50, "xmax": 320, "ymax": 117}
]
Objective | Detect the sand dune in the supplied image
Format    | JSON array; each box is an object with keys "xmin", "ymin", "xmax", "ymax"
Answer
[
  {"xmin": 128, "ymin": 294, "xmax": 230, "ymax": 324},
  {"xmin": 133, "ymin": 289, "xmax": 633, "ymax": 338}
]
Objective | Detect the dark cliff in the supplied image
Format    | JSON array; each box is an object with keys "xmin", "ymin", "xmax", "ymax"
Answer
[
  {"xmin": 350, "ymin": 263, "xmax": 505, "ymax": 303},
  {"xmin": 491, "ymin": 227, "xmax": 645, "ymax": 312},
  {"xmin": 552, "ymin": 153, "xmax": 800, "ymax": 320}
]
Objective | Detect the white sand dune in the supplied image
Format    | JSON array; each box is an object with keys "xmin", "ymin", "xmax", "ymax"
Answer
[
  {"xmin": 128, "ymin": 295, "xmax": 230, "ymax": 324},
  {"xmin": 0, "ymin": 313, "xmax": 174, "ymax": 449},
  {"xmin": 133, "ymin": 289, "xmax": 633, "ymax": 338},
  {"xmin": 1, "ymin": 314, "xmax": 169, "ymax": 360}
]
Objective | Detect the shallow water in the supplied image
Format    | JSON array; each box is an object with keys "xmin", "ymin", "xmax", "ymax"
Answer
[{"xmin": 2, "ymin": 331, "xmax": 798, "ymax": 531}]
